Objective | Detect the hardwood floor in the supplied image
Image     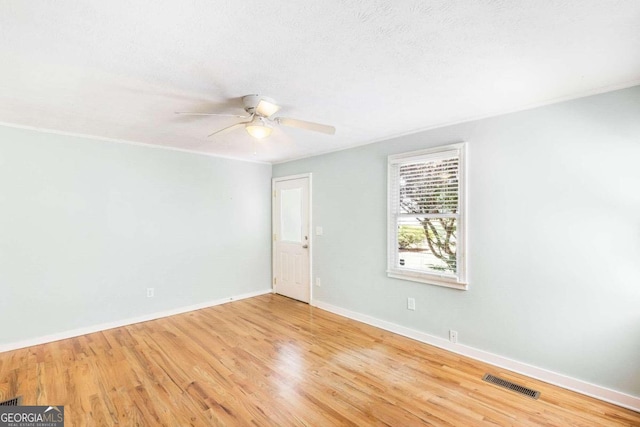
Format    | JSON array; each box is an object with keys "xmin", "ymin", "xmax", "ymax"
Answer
[{"xmin": 0, "ymin": 294, "xmax": 638, "ymax": 426}]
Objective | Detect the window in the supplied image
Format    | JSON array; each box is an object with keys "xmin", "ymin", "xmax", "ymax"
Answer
[{"xmin": 387, "ymin": 143, "xmax": 467, "ymax": 290}]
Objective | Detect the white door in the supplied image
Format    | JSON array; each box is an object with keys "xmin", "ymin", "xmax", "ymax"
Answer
[{"xmin": 273, "ymin": 176, "xmax": 310, "ymax": 303}]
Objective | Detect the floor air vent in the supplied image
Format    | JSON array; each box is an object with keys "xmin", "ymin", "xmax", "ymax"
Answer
[
  {"xmin": 482, "ymin": 374, "xmax": 540, "ymax": 399},
  {"xmin": 0, "ymin": 396, "xmax": 22, "ymax": 406}
]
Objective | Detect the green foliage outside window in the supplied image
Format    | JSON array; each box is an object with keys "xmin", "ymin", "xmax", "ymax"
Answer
[{"xmin": 398, "ymin": 225, "xmax": 425, "ymax": 249}]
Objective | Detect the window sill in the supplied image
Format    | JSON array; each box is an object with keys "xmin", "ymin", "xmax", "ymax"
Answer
[{"xmin": 387, "ymin": 270, "xmax": 468, "ymax": 290}]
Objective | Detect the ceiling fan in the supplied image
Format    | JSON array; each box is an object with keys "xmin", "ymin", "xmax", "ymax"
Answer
[{"xmin": 176, "ymin": 94, "xmax": 336, "ymax": 139}]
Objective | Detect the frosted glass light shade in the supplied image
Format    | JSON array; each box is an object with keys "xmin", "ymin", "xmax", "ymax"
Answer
[{"xmin": 245, "ymin": 123, "xmax": 272, "ymax": 139}]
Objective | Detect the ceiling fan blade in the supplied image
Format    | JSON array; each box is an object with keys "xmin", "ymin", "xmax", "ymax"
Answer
[
  {"xmin": 276, "ymin": 117, "xmax": 336, "ymax": 135},
  {"xmin": 176, "ymin": 111, "xmax": 249, "ymax": 118},
  {"xmin": 255, "ymin": 99, "xmax": 281, "ymax": 117},
  {"xmin": 208, "ymin": 121, "xmax": 249, "ymax": 137}
]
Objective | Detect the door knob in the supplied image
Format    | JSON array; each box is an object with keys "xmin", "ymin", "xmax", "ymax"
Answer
[{"xmin": 302, "ymin": 244, "xmax": 309, "ymax": 249}]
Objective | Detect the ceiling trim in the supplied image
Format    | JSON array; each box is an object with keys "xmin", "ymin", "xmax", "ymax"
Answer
[
  {"xmin": 0, "ymin": 121, "xmax": 271, "ymax": 165},
  {"xmin": 2, "ymin": 79, "xmax": 638, "ymax": 167},
  {"xmin": 273, "ymin": 78, "xmax": 640, "ymax": 165}
]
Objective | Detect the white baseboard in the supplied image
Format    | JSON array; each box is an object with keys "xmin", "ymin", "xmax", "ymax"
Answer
[
  {"xmin": 0, "ymin": 289, "xmax": 272, "ymax": 354},
  {"xmin": 312, "ymin": 300, "xmax": 640, "ymax": 412}
]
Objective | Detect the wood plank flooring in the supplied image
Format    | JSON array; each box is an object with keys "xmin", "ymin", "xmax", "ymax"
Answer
[{"xmin": 0, "ymin": 294, "xmax": 638, "ymax": 426}]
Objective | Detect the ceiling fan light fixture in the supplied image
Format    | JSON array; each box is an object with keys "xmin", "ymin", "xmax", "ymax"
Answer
[
  {"xmin": 245, "ymin": 119, "xmax": 272, "ymax": 139},
  {"xmin": 181, "ymin": 94, "xmax": 335, "ymax": 139}
]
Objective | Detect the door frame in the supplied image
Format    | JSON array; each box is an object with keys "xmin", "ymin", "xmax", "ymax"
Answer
[{"xmin": 272, "ymin": 173, "xmax": 313, "ymax": 303}]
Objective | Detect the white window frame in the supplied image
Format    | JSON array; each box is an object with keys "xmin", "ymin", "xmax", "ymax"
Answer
[{"xmin": 387, "ymin": 143, "xmax": 468, "ymax": 290}]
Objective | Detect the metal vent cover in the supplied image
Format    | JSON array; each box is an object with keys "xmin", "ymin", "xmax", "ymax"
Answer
[
  {"xmin": 0, "ymin": 396, "xmax": 22, "ymax": 406},
  {"xmin": 483, "ymin": 374, "xmax": 540, "ymax": 399}
]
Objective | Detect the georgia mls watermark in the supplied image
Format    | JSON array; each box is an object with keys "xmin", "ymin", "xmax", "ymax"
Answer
[{"xmin": 0, "ymin": 406, "xmax": 64, "ymax": 427}]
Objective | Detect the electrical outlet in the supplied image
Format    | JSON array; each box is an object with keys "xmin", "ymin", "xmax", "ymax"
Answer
[
  {"xmin": 449, "ymin": 330, "xmax": 458, "ymax": 343},
  {"xmin": 407, "ymin": 297, "xmax": 416, "ymax": 310},
  {"xmin": 315, "ymin": 277, "xmax": 321, "ymax": 287},
  {"xmin": 147, "ymin": 288, "xmax": 154, "ymax": 298}
]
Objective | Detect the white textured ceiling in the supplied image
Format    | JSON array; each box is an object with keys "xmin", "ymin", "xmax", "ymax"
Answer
[{"xmin": 1, "ymin": 1, "xmax": 639, "ymax": 163}]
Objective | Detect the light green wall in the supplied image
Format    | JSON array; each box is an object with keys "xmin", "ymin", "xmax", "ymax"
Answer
[
  {"xmin": 0, "ymin": 126, "xmax": 272, "ymax": 344},
  {"xmin": 274, "ymin": 86, "xmax": 640, "ymax": 396}
]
